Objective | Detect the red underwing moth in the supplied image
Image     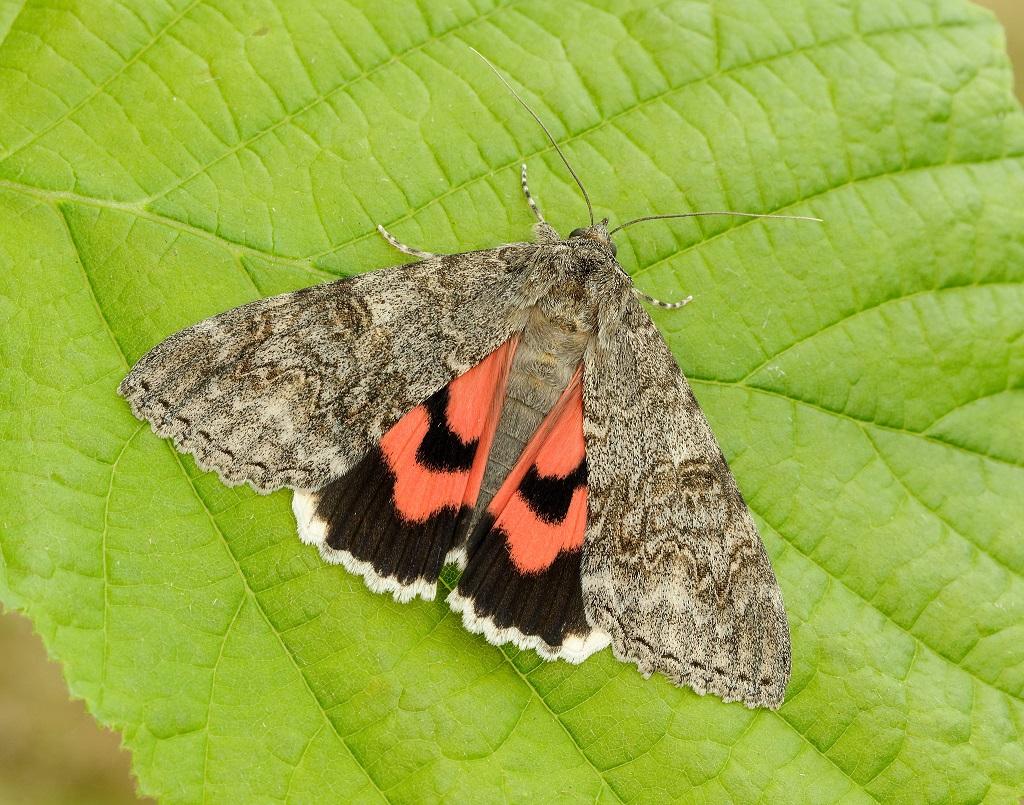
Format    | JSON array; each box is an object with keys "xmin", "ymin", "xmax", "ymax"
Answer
[{"xmin": 119, "ymin": 51, "xmax": 819, "ymax": 709}]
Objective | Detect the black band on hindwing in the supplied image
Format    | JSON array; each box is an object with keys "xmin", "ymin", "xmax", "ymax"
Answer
[
  {"xmin": 457, "ymin": 515, "xmax": 590, "ymax": 648},
  {"xmin": 415, "ymin": 386, "xmax": 479, "ymax": 472},
  {"xmin": 517, "ymin": 460, "xmax": 587, "ymax": 523},
  {"xmin": 316, "ymin": 447, "xmax": 469, "ymax": 585}
]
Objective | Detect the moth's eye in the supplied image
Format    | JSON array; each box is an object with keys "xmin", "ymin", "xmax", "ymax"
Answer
[{"xmin": 569, "ymin": 228, "xmax": 588, "ymax": 238}]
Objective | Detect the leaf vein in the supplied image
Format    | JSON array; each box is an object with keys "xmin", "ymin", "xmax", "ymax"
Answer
[
  {"xmin": 0, "ymin": 0, "xmax": 206, "ymax": 161},
  {"xmin": 737, "ymin": 281, "xmax": 1024, "ymax": 385}
]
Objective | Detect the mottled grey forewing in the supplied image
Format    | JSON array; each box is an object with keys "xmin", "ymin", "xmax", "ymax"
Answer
[
  {"xmin": 119, "ymin": 245, "xmax": 549, "ymax": 493},
  {"xmin": 581, "ymin": 296, "xmax": 791, "ymax": 709}
]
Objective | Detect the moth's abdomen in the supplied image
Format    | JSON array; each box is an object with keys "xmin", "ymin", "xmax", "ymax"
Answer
[
  {"xmin": 451, "ymin": 368, "xmax": 608, "ymax": 661},
  {"xmin": 473, "ymin": 396, "xmax": 545, "ymax": 526},
  {"xmin": 473, "ymin": 306, "xmax": 589, "ymax": 519}
]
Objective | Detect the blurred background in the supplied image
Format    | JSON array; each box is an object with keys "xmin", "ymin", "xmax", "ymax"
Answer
[
  {"xmin": 0, "ymin": 3, "xmax": 1020, "ymax": 803},
  {"xmin": 988, "ymin": 0, "xmax": 1024, "ymax": 93}
]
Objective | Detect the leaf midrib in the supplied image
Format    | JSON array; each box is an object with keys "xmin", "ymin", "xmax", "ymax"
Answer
[
  {"xmin": 12, "ymin": 174, "xmax": 1020, "ymax": 475},
  {"xmin": 689, "ymin": 375, "xmax": 1024, "ymax": 473},
  {"xmin": 734, "ymin": 281, "xmax": 1024, "ymax": 387},
  {"xmin": 689, "ymin": 377, "xmax": 1024, "ymax": 602}
]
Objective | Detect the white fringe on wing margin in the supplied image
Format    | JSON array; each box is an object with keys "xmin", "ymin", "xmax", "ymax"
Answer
[
  {"xmin": 293, "ymin": 491, "xmax": 610, "ymax": 660},
  {"xmin": 443, "ymin": 546, "xmax": 467, "ymax": 569},
  {"xmin": 291, "ymin": 490, "xmax": 438, "ymax": 603},
  {"xmin": 446, "ymin": 588, "xmax": 610, "ymax": 663}
]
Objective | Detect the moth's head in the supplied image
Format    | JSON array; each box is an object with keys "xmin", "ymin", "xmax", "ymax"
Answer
[
  {"xmin": 567, "ymin": 218, "xmax": 617, "ymax": 258},
  {"xmin": 563, "ymin": 218, "xmax": 633, "ymax": 295}
]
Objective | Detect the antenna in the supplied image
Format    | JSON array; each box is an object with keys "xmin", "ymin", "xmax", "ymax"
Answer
[
  {"xmin": 609, "ymin": 210, "xmax": 822, "ymax": 235},
  {"xmin": 616, "ymin": 211, "xmax": 822, "ymax": 309},
  {"xmin": 470, "ymin": 47, "xmax": 595, "ymax": 227}
]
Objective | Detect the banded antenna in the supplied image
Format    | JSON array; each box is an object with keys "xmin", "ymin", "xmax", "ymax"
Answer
[{"xmin": 470, "ymin": 47, "xmax": 595, "ymax": 227}]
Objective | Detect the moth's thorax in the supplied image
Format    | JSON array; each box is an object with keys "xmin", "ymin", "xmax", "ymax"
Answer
[
  {"xmin": 534, "ymin": 237, "xmax": 630, "ymax": 331},
  {"xmin": 512, "ymin": 306, "xmax": 590, "ymax": 401},
  {"xmin": 535, "ymin": 277, "xmax": 600, "ymax": 334}
]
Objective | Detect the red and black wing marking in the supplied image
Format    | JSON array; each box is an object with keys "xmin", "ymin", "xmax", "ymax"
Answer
[
  {"xmin": 292, "ymin": 339, "xmax": 516, "ymax": 602},
  {"xmin": 449, "ymin": 372, "xmax": 610, "ymax": 661}
]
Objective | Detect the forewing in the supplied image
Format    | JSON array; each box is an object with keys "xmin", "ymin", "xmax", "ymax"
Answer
[
  {"xmin": 119, "ymin": 246, "xmax": 547, "ymax": 492},
  {"xmin": 581, "ymin": 297, "xmax": 791, "ymax": 709}
]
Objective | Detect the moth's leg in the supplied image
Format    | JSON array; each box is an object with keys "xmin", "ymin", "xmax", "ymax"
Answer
[
  {"xmin": 376, "ymin": 224, "xmax": 439, "ymax": 259},
  {"xmin": 520, "ymin": 163, "xmax": 545, "ymax": 224},
  {"xmin": 634, "ymin": 288, "xmax": 694, "ymax": 309}
]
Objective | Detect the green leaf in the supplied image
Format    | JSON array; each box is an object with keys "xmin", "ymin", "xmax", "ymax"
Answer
[{"xmin": 1, "ymin": 0, "xmax": 1022, "ymax": 801}]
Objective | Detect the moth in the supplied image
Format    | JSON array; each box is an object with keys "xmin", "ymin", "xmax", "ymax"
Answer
[{"xmin": 120, "ymin": 52, "xmax": 815, "ymax": 710}]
